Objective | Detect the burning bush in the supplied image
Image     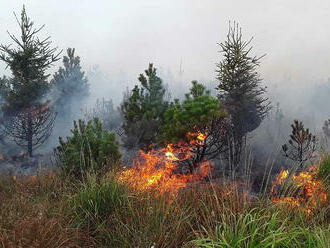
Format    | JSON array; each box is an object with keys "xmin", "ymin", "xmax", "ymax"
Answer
[
  {"xmin": 159, "ymin": 81, "xmax": 228, "ymax": 170},
  {"xmin": 117, "ymin": 131, "xmax": 212, "ymax": 195},
  {"xmin": 271, "ymin": 164, "xmax": 327, "ymax": 215}
]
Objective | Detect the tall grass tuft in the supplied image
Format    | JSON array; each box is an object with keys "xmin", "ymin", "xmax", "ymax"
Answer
[
  {"xmin": 318, "ymin": 155, "xmax": 330, "ymax": 185},
  {"xmin": 187, "ymin": 208, "xmax": 303, "ymax": 248},
  {"xmin": 70, "ymin": 174, "xmax": 127, "ymax": 231}
]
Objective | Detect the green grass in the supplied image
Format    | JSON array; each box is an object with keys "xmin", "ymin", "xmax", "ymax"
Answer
[
  {"xmin": 319, "ymin": 155, "xmax": 330, "ymax": 185},
  {"xmin": 187, "ymin": 208, "xmax": 330, "ymax": 248},
  {"xmin": 70, "ymin": 174, "xmax": 128, "ymax": 230}
]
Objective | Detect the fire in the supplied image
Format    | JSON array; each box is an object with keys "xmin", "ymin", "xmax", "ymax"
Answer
[
  {"xmin": 187, "ymin": 132, "xmax": 207, "ymax": 146},
  {"xmin": 271, "ymin": 165, "xmax": 327, "ymax": 215},
  {"xmin": 117, "ymin": 131, "xmax": 211, "ymax": 195}
]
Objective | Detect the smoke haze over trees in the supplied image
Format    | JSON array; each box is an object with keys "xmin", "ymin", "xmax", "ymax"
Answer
[
  {"xmin": 0, "ymin": 3, "xmax": 330, "ymax": 177},
  {"xmin": 0, "ymin": 4, "xmax": 330, "ymax": 247}
]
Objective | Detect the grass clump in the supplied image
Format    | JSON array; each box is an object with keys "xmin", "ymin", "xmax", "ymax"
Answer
[
  {"xmin": 70, "ymin": 174, "xmax": 128, "ymax": 230},
  {"xmin": 319, "ymin": 155, "xmax": 330, "ymax": 185},
  {"xmin": 187, "ymin": 208, "xmax": 301, "ymax": 248}
]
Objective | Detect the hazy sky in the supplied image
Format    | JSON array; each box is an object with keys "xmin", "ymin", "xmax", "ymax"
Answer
[{"xmin": 1, "ymin": 0, "xmax": 330, "ymax": 88}]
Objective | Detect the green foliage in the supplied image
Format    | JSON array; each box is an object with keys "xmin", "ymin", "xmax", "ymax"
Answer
[
  {"xmin": 216, "ymin": 23, "xmax": 270, "ymax": 136},
  {"xmin": 216, "ymin": 22, "xmax": 270, "ymax": 166},
  {"xmin": 0, "ymin": 6, "xmax": 60, "ymax": 111},
  {"xmin": 71, "ymin": 175, "xmax": 127, "ymax": 229},
  {"xmin": 121, "ymin": 85, "xmax": 145, "ymax": 125},
  {"xmin": 188, "ymin": 207, "xmax": 330, "ymax": 248},
  {"xmin": 121, "ymin": 63, "xmax": 169, "ymax": 148},
  {"xmin": 160, "ymin": 81, "xmax": 226, "ymax": 144},
  {"xmin": 319, "ymin": 155, "xmax": 330, "ymax": 185},
  {"xmin": 52, "ymin": 48, "xmax": 89, "ymax": 99},
  {"xmin": 0, "ymin": 6, "xmax": 60, "ymax": 156},
  {"xmin": 297, "ymin": 226, "xmax": 330, "ymax": 248},
  {"xmin": 57, "ymin": 118, "xmax": 121, "ymax": 179},
  {"xmin": 189, "ymin": 208, "xmax": 302, "ymax": 248},
  {"xmin": 189, "ymin": 209, "xmax": 330, "ymax": 248}
]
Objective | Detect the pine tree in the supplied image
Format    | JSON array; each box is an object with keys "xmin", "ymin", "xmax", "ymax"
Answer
[
  {"xmin": 121, "ymin": 63, "xmax": 168, "ymax": 149},
  {"xmin": 0, "ymin": 6, "xmax": 60, "ymax": 156},
  {"xmin": 160, "ymin": 81, "xmax": 228, "ymax": 169},
  {"xmin": 51, "ymin": 48, "xmax": 89, "ymax": 120},
  {"xmin": 282, "ymin": 120, "xmax": 317, "ymax": 168},
  {"xmin": 216, "ymin": 22, "xmax": 270, "ymax": 168}
]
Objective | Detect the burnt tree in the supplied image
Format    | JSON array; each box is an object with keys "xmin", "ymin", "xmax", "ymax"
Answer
[{"xmin": 2, "ymin": 103, "xmax": 56, "ymax": 155}]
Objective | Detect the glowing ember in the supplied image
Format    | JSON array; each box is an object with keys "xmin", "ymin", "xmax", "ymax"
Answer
[
  {"xmin": 271, "ymin": 165, "xmax": 327, "ymax": 215},
  {"xmin": 117, "ymin": 132, "xmax": 212, "ymax": 195}
]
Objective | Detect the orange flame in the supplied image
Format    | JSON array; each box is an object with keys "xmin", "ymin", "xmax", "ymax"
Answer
[
  {"xmin": 271, "ymin": 165, "xmax": 327, "ymax": 215},
  {"xmin": 117, "ymin": 132, "xmax": 211, "ymax": 195}
]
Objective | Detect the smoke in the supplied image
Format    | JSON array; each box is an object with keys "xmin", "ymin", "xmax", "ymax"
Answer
[{"xmin": 1, "ymin": 1, "xmax": 330, "ymax": 174}]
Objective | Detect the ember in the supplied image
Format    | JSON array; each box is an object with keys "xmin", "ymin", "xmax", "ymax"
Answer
[
  {"xmin": 117, "ymin": 131, "xmax": 212, "ymax": 195},
  {"xmin": 271, "ymin": 165, "xmax": 327, "ymax": 215}
]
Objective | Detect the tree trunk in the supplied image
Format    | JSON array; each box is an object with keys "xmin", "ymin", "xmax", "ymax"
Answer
[{"xmin": 27, "ymin": 111, "xmax": 33, "ymax": 157}]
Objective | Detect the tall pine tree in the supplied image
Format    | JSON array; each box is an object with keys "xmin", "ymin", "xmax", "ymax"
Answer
[
  {"xmin": 121, "ymin": 63, "xmax": 168, "ymax": 149},
  {"xmin": 51, "ymin": 48, "xmax": 89, "ymax": 120},
  {"xmin": 216, "ymin": 22, "xmax": 270, "ymax": 168},
  {"xmin": 0, "ymin": 6, "xmax": 60, "ymax": 156}
]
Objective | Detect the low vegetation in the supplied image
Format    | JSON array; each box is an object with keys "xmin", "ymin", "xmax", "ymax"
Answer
[
  {"xmin": 56, "ymin": 118, "xmax": 121, "ymax": 179},
  {"xmin": 0, "ymin": 161, "xmax": 328, "ymax": 248},
  {"xmin": 319, "ymin": 155, "xmax": 330, "ymax": 184},
  {"xmin": 0, "ymin": 6, "xmax": 330, "ymax": 248}
]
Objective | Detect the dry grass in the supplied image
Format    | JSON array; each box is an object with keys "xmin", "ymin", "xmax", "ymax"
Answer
[
  {"xmin": 0, "ymin": 168, "xmax": 329, "ymax": 248},
  {"xmin": 0, "ymin": 173, "xmax": 96, "ymax": 248},
  {"xmin": 1, "ymin": 217, "xmax": 95, "ymax": 248}
]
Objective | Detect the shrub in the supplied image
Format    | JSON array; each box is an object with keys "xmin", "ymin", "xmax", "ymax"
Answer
[{"xmin": 56, "ymin": 118, "xmax": 121, "ymax": 179}]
